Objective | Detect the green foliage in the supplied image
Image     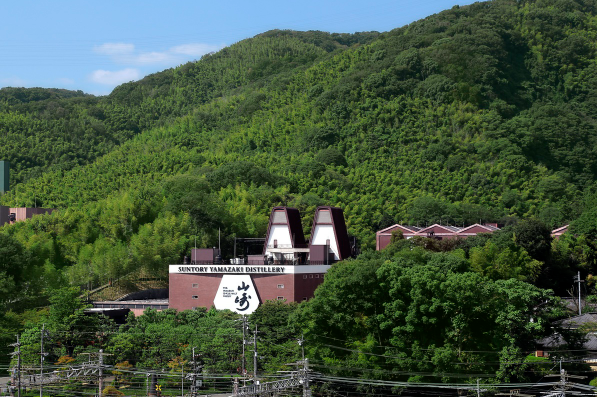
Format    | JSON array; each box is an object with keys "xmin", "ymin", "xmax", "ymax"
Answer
[
  {"xmin": 5, "ymin": 2, "xmax": 597, "ymax": 384},
  {"xmin": 470, "ymin": 240, "xmax": 542, "ymax": 282},
  {"xmin": 250, "ymin": 300, "xmax": 301, "ymax": 372},
  {"xmin": 294, "ymin": 248, "xmax": 553, "ymax": 382}
]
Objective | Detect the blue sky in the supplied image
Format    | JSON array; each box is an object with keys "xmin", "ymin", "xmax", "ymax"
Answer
[{"xmin": 0, "ymin": 0, "xmax": 477, "ymax": 96}]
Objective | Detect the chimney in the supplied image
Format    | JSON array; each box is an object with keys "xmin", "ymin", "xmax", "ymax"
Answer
[{"xmin": 0, "ymin": 161, "xmax": 9, "ymax": 194}]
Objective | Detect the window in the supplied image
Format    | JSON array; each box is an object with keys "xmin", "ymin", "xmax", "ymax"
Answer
[
  {"xmin": 315, "ymin": 274, "xmax": 319, "ymax": 278},
  {"xmin": 274, "ymin": 239, "xmax": 278, "ymax": 248},
  {"xmin": 272, "ymin": 211, "xmax": 287, "ymax": 223},
  {"xmin": 317, "ymin": 210, "xmax": 332, "ymax": 223},
  {"xmin": 277, "ymin": 284, "xmax": 284, "ymax": 289},
  {"xmin": 192, "ymin": 283, "xmax": 198, "ymax": 288},
  {"xmin": 303, "ymin": 275, "xmax": 307, "ymax": 279},
  {"xmin": 309, "ymin": 274, "xmax": 314, "ymax": 279},
  {"xmin": 192, "ymin": 295, "xmax": 198, "ymax": 299},
  {"xmin": 277, "ymin": 296, "xmax": 284, "ymax": 300},
  {"xmin": 302, "ymin": 297, "xmax": 307, "ymax": 301}
]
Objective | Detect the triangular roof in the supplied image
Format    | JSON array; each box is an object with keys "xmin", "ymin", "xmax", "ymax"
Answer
[
  {"xmin": 377, "ymin": 224, "xmax": 420, "ymax": 235},
  {"xmin": 310, "ymin": 206, "xmax": 351, "ymax": 260},
  {"xmin": 416, "ymin": 224, "xmax": 462, "ymax": 235},
  {"xmin": 263, "ymin": 207, "xmax": 306, "ymax": 254},
  {"xmin": 457, "ymin": 224, "xmax": 497, "ymax": 234}
]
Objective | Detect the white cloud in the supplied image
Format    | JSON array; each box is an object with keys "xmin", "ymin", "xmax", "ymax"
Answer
[
  {"xmin": 94, "ymin": 43, "xmax": 135, "ymax": 56},
  {"xmin": 135, "ymin": 51, "xmax": 173, "ymax": 64},
  {"xmin": 0, "ymin": 77, "xmax": 28, "ymax": 87},
  {"xmin": 93, "ymin": 42, "xmax": 224, "ymax": 66},
  {"xmin": 89, "ymin": 68, "xmax": 139, "ymax": 85},
  {"xmin": 171, "ymin": 43, "xmax": 222, "ymax": 57}
]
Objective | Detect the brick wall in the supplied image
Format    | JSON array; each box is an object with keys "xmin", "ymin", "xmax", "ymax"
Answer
[{"xmin": 169, "ymin": 272, "xmax": 326, "ymax": 310}]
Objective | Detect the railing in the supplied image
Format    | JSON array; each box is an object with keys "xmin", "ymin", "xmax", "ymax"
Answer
[
  {"xmin": 183, "ymin": 259, "xmax": 336, "ymax": 266},
  {"xmin": 265, "ymin": 243, "xmax": 309, "ymax": 249}
]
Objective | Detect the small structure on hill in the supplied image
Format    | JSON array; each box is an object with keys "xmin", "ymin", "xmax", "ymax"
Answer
[
  {"xmin": 552, "ymin": 225, "xmax": 568, "ymax": 239},
  {"xmin": 0, "ymin": 206, "xmax": 55, "ymax": 227}
]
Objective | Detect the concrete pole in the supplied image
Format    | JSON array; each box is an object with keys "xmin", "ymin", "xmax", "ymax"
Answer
[
  {"xmin": 40, "ymin": 324, "xmax": 44, "ymax": 397},
  {"xmin": 578, "ymin": 271, "xmax": 582, "ymax": 315},
  {"xmin": 98, "ymin": 349, "xmax": 104, "ymax": 397},
  {"xmin": 253, "ymin": 325, "xmax": 258, "ymax": 380}
]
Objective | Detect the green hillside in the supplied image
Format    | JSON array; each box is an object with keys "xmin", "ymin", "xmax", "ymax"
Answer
[{"xmin": 2, "ymin": 0, "xmax": 597, "ymax": 296}]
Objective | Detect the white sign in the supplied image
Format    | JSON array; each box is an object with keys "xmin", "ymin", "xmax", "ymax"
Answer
[
  {"xmin": 213, "ymin": 275, "xmax": 260, "ymax": 314},
  {"xmin": 170, "ymin": 264, "xmax": 331, "ymax": 274}
]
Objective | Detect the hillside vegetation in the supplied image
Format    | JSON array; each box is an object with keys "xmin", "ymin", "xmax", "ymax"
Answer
[
  {"xmin": 2, "ymin": 0, "xmax": 597, "ymax": 308},
  {"xmin": 7, "ymin": 0, "xmax": 597, "ymax": 388}
]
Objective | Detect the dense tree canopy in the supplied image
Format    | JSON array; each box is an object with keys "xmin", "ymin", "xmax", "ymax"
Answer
[{"xmin": 4, "ymin": 0, "xmax": 597, "ymax": 390}]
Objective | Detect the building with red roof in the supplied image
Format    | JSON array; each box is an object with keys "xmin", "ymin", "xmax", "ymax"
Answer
[{"xmin": 376, "ymin": 223, "xmax": 501, "ymax": 250}]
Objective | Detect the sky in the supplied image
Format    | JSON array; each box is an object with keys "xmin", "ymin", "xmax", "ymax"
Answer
[{"xmin": 0, "ymin": 0, "xmax": 477, "ymax": 96}]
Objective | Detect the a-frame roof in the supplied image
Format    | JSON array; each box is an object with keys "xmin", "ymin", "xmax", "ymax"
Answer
[
  {"xmin": 416, "ymin": 224, "xmax": 462, "ymax": 235},
  {"xmin": 377, "ymin": 224, "xmax": 420, "ymax": 235},
  {"xmin": 263, "ymin": 207, "xmax": 306, "ymax": 254},
  {"xmin": 457, "ymin": 223, "xmax": 497, "ymax": 235},
  {"xmin": 310, "ymin": 206, "xmax": 351, "ymax": 260}
]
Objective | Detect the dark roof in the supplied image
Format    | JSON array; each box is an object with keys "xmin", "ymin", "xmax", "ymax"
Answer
[
  {"xmin": 538, "ymin": 312, "xmax": 597, "ymax": 351},
  {"xmin": 310, "ymin": 206, "xmax": 351, "ymax": 260},
  {"xmin": 538, "ymin": 332, "xmax": 597, "ymax": 351},
  {"xmin": 558, "ymin": 312, "xmax": 597, "ymax": 328},
  {"xmin": 263, "ymin": 207, "xmax": 306, "ymax": 254}
]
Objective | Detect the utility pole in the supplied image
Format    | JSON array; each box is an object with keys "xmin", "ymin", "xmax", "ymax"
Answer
[
  {"xmin": 476, "ymin": 378, "xmax": 480, "ymax": 397},
  {"xmin": 39, "ymin": 324, "xmax": 47, "ymax": 397},
  {"xmin": 242, "ymin": 316, "xmax": 247, "ymax": 377},
  {"xmin": 98, "ymin": 349, "xmax": 104, "ymax": 397},
  {"xmin": 9, "ymin": 334, "xmax": 22, "ymax": 397},
  {"xmin": 302, "ymin": 358, "xmax": 310, "ymax": 397},
  {"xmin": 191, "ymin": 347, "xmax": 197, "ymax": 397},
  {"xmin": 189, "ymin": 347, "xmax": 202, "ymax": 397},
  {"xmin": 574, "ymin": 271, "xmax": 583, "ymax": 315},
  {"xmin": 544, "ymin": 365, "xmax": 587, "ymax": 397},
  {"xmin": 253, "ymin": 325, "xmax": 258, "ymax": 380},
  {"xmin": 298, "ymin": 334, "xmax": 305, "ymax": 362}
]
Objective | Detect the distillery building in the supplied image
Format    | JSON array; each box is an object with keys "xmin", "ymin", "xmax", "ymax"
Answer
[
  {"xmin": 0, "ymin": 162, "xmax": 55, "ymax": 227},
  {"xmin": 169, "ymin": 206, "xmax": 352, "ymax": 314}
]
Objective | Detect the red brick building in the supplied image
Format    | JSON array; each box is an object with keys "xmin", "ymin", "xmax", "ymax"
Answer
[
  {"xmin": 376, "ymin": 223, "xmax": 500, "ymax": 250},
  {"xmin": 0, "ymin": 206, "xmax": 54, "ymax": 227},
  {"xmin": 169, "ymin": 206, "xmax": 351, "ymax": 313}
]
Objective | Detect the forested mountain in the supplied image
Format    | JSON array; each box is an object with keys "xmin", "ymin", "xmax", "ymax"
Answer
[
  {"xmin": 2, "ymin": 0, "xmax": 597, "ymax": 302},
  {"xmin": 6, "ymin": 0, "xmax": 597, "ymax": 389}
]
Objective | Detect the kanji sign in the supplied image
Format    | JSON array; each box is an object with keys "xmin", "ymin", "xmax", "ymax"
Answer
[{"xmin": 213, "ymin": 275, "xmax": 260, "ymax": 314}]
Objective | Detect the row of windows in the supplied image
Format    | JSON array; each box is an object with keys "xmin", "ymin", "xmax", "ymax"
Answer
[
  {"xmin": 192, "ymin": 295, "xmax": 308, "ymax": 301},
  {"xmin": 303, "ymin": 274, "xmax": 322, "ymax": 279}
]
